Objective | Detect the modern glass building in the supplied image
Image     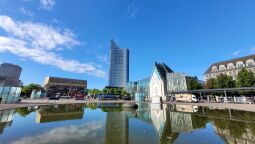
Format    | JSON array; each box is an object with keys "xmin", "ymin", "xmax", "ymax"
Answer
[
  {"xmin": 108, "ymin": 40, "xmax": 129, "ymax": 87},
  {"xmin": 0, "ymin": 86, "xmax": 22, "ymax": 104},
  {"xmin": 126, "ymin": 77, "xmax": 150, "ymax": 101}
]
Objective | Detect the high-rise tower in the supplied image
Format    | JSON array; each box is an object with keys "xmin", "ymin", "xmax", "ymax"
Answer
[{"xmin": 108, "ymin": 40, "xmax": 129, "ymax": 87}]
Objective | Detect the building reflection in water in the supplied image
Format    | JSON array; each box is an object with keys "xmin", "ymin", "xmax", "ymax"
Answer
[
  {"xmin": 0, "ymin": 109, "xmax": 16, "ymax": 134},
  {"xmin": 102, "ymin": 103, "xmax": 255, "ymax": 144},
  {"xmin": 170, "ymin": 105, "xmax": 199, "ymax": 133},
  {"xmin": 99, "ymin": 103, "xmax": 128, "ymax": 144},
  {"xmin": 0, "ymin": 103, "xmax": 255, "ymax": 144},
  {"xmin": 105, "ymin": 111, "xmax": 128, "ymax": 144},
  {"xmin": 36, "ymin": 104, "xmax": 84, "ymax": 123},
  {"xmin": 200, "ymin": 107, "xmax": 255, "ymax": 144},
  {"xmin": 149, "ymin": 104, "xmax": 255, "ymax": 144}
]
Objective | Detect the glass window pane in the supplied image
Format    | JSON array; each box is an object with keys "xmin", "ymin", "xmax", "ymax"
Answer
[{"xmin": 1, "ymin": 87, "xmax": 11, "ymax": 103}]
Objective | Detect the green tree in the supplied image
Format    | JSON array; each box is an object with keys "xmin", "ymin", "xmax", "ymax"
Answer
[
  {"xmin": 88, "ymin": 89, "xmax": 101, "ymax": 96},
  {"xmin": 187, "ymin": 78, "xmax": 203, "ymax": 90},
  {"xmin": 121, "ymin": 88, "xmax": 127, "ymax": 97},
  {"xmin": 114, "ymin": 88, "xmax": 121, "ymax": 95},
  {"xmin": 16, "ymin": 107, "xmax": 34, "ymax": 117},
  {"xmin": 216, "ymin": 74, "xmax": 235, "ymax": 88},
  {"xmin": 236, "ymin": 68, "xmax": 255, "ymax": 87},
  {"xmin": 21, "ymin": 83, "xmax": 42, "ymax": 97},
  {"xmin": 205, "ymin": 78, "xmax": 217, "ymax": 89},
  {"xmin": 106, "ymin": 88, "xmax": 114, "ymax": 95},
  {"xmin": 102, "ymin": 88, "xmax": 107, "ymax": 94}
]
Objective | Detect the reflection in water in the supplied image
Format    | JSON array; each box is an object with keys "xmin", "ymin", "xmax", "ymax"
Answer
[
  {"xmin": 170, "ymin": 112, "xmax": 194, "ymax": 133},
  {"xmin": 11, "ymin": 121, "xmax": 104, "ymax": 144},
  {"xmin": 0, "ymin": 109, "xmax": 15, "ymax": 134},
  {"xmin": 176, "ymin": 105, "xmax": 198, "ymax": 113},
  {"xmin": 16, "ymin": 107, "xmax": 37, "ymax": 117},
  {"xmin": 0, "ymin": 103, "xmax": 254, "ymax": 144},
  {"xmin": 36, "ymin": 104, "xmax": 84, "ymax": 123},
  {"xmin": 105, "ymin": 112, "xmax": 128, "ymax": 144},
  {"xmin": 149, "ymin": 104, "xmax": 255, "ymax": 144}
]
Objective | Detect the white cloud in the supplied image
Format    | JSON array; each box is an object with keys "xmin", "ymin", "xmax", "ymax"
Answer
[
  {"xmin": 232, "ymin": 50, "xmax": 240, "ymax": 56},
  {"xmin": 40, "ymin": 0, "xmax": 56, "ymax": 10},
  {"xmin": 0, "ymin": 15, "xmax": 79, "ymax": 50},
  {"xmin": 11, "ymin": 121, "xmax": 104, "ymax": 144},
  {"xmin": 96, "ymin": 55, "xmax": 107, "ymax": 62},
  {"xmin": 19, "ymin": 7, "xmax": 34, "ymax": 17},
  {"xmin": 0, "ymin": 15, "xmax": 106, "ymax": 78},
  {"xmin": 127, "ymin": 2, "xmax": 138, "ymax": 18}
]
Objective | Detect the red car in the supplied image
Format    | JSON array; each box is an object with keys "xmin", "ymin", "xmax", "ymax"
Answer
[{"xmin": 74, "ymin": 94, "xmax": 85, "ymax": 100}]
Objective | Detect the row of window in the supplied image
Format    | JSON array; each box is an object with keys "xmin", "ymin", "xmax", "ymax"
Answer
[
  {"xmin": 212, "ymin": 62, "xmax": 255, "ymax": 72},
  {"xmin": 206, "ymin": 68, "xmax": 255, "ymax": 79}
]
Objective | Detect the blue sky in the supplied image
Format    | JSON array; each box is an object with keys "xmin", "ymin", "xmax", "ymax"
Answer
[{"xmin": 1, "ymin": 0, "xmax": 255, "ymax": 89}]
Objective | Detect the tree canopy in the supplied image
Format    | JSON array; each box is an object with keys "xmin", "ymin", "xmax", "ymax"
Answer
[
  {"xmin": 216, "ymin": 74, "xmax": 235, "ymax": 88},
  {"xmin": 236, "ymin": 68, "xmax": 255, "ymax": 87},
  {"xmin": 88, "ymin": 89, "xmax": 101, "ymax": 96},
  {"xmin": 187, "ymin": 78, "xmax": 203, "ymax": 90},
  {"xmin": 21, "ymin": 83, "xmax": 42, "ymax": 97},
  {"xmin": 205, "ymin": 78, "xmax": 217, "ymax": 89}
]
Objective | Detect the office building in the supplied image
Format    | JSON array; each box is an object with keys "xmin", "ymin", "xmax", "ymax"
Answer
[
  {"xmin": 108, "ymin": 40, "xmax": 129, "ymax": 87},
  {"xmin": 43, "ymin": 76, "xmax": 87, "ymax": 96},
  {"xmin": 204, "ymin": 54, "xmax": 255, "ymax": 81},
  {"xmin": 0, "ymin": 63, "xmax": 22, "ymax": 87},
  {"xmin": 0, "ymin": 63, "xmax": 22, "ymax": 103}
]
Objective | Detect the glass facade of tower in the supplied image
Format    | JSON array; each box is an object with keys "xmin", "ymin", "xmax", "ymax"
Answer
[{"xmin": 108, "ymin": 40, "xmax": 129, "ymax": 87}]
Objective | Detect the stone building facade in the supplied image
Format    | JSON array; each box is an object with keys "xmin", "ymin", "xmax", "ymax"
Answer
[{"xmin": 204, "ymin": 54, "xmax": 255, "ymax": 81}]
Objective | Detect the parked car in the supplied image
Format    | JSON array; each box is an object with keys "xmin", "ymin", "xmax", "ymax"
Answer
[
  {"xmin": 48, "ymin": 95, "xmax": 60, "ymax": 100},
  {"xmin": 18, "ymin": 97, "xmax": 24, "ymax": 102},
  {"xmin": 75, "ymin": 94, "xmax": 85, "ymax": 100},
  {"xmin": 123, "ymin": 96, "xmax": 131, "ymax": 101}
]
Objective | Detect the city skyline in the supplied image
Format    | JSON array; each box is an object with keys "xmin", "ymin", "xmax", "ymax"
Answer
[{"xmin": 1, "ymin": 0, "xmax": 255, "ymax": 88}]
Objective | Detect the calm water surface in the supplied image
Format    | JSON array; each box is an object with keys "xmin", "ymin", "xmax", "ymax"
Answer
[{"xmin": 0, "ymin": 103, "xmax": 255, "ymax": 144}]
